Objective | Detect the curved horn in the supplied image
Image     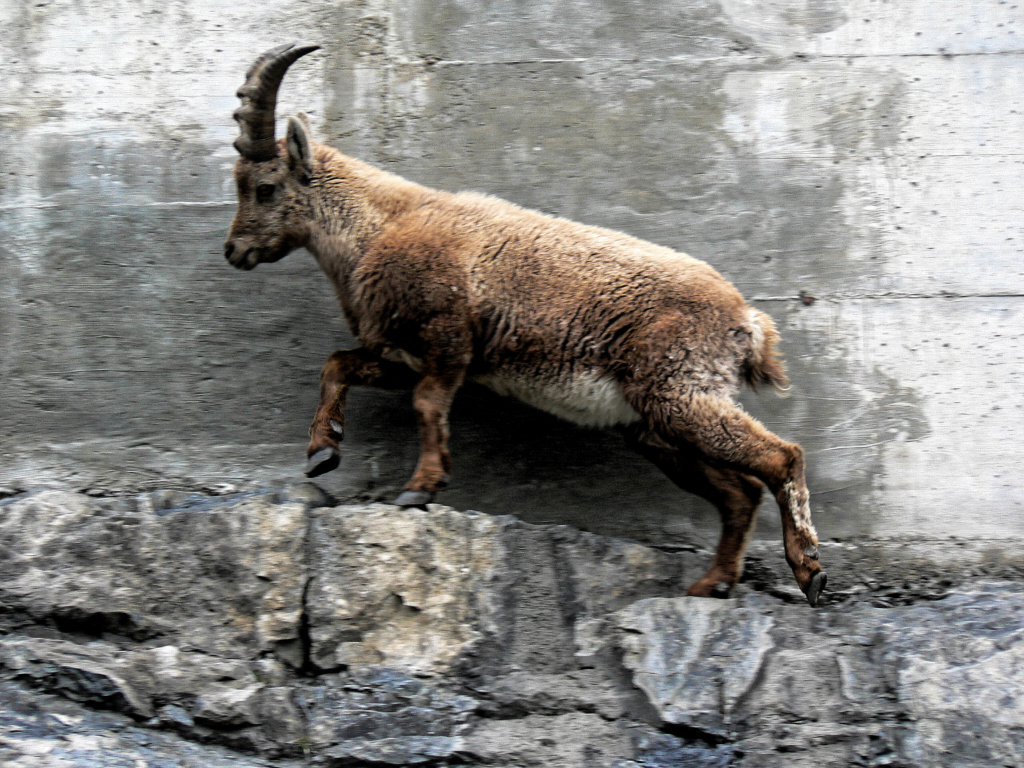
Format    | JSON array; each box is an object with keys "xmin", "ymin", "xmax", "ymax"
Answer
[{"xmin": 233, "ymin": 43, "xmax": 320, "ymax": 161}]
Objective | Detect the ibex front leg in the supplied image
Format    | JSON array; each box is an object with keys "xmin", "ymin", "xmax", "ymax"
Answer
[{"xmin": 305, "ymin": 348, "xmax": 419, "ymax": 477}]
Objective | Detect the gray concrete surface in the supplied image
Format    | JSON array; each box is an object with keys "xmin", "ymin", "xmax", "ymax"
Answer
[{"xmin": 2, "ymin": 0, "xmax": 1022, "ymax": 547}]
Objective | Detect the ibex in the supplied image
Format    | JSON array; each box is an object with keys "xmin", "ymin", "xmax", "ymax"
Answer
[{"xmin": 224, "ymin": 44, "xmax": 827, "ymax": 606}]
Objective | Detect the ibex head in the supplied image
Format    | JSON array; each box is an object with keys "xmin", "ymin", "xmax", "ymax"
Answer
[{"xmin": 224, "ymin": 43, "xmax": 320, "ymax": 270}]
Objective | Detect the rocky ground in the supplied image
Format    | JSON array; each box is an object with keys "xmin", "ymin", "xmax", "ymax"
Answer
[{"xmin": 1, "ymin": 485, "xmax": 1022, "ymax": 767}]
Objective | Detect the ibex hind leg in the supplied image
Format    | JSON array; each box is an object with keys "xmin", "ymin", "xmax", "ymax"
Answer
[
  {"xmin": 392, "ymin": 317, "xmax": 471, "ymax": 509},
  {"xmin": 626, "ymin": 427, "xmax": 763, "ymax": 599},
  {"xmin": 394, "ymin": 368, "xmax": 463, "ymax": 509},
  {"xmin": 305, "ymin": 348, "xmax": 419, "ymax": 478},
  {"xmin": 629, "ymin": 388, "xmax": 826, "ymax": 606}
]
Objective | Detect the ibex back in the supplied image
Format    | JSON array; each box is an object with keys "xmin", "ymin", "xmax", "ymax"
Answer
[{"xmin": 224, "ymin": 44, "xmax": 827, "ymax": 606}]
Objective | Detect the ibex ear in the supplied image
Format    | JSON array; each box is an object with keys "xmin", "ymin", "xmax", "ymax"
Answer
[{"xmin": 286, "ymin": 115, "xmax": 313, "ymax": 183}]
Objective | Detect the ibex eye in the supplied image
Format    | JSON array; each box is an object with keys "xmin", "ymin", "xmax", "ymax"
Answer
[{"xmin": 256, "ymin": 184, "xmax": 275, "ymax": 203}]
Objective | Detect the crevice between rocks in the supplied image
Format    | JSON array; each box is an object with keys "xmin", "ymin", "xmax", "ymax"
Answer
[
  {"xmin": 49, "ymin": 607, "xmax": 165, "ymax": 644},
  {"xmin": 658, "ymin": 720, "xmax": 736, "ymax": 748},
  {"xmin": 293, "ymin": 574, "xmax": 347, "ymax": 678},
  {"xmin": 297, "ymin": 576, "xmax": 319, "ymax": 677}
]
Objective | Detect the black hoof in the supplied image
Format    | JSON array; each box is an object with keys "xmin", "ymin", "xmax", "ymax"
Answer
[
  {"xmin": 710, "ymin": 582, "xmax": 732, "ymax": 599},
  {"xmin": 393, "ymin": 489, "xmax": 433, "ymax": 509},
  {"xmin": 305, "ymin": 447, "xmax": 340, "ymax": 478},
  {"xmin": 805, "ymin": 571, "xmax": 827, "ymax": 607}
]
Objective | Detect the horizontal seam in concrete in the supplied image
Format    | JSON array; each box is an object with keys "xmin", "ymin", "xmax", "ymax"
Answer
[
  {"xmin": 730, "ymin": 152, "xmax": 1024, "ymax": 160},
  {"xmin": 801, "ymin": 49, "xmax": 1024, "ymax": 59},
  {"xmin": 0, "ymin": 201, "xmax": 235, "ymax": 211},
  {"xmin": 425, "ymin": 50, "xmax": 1024, "ymax": 66},
  {"xmin": 142, "ymin": 201, "xmax": 235, "ymax": 208},
  {"xmin": 328, "ymin": 49, "xmax": 1024, "ymax": 70},
  {"xmin": 752, "ymin": 292, "xmax": 1024, "ymax": 301},
  {"xmin": 813, "ymin": 439, "xmax": 902, "ymax": 452},
  {"xmin": 431, "ymin": 58, "xmax": 592, "ymax": 67},
  {"xmin": 8, "ymin": 48, "xmax": 1024, "ymax": 79}
]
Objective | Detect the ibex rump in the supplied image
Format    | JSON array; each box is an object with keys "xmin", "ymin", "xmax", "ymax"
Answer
[{"xmin": 224, "ymin": 44, "xmax": 827, "ymax": 606}]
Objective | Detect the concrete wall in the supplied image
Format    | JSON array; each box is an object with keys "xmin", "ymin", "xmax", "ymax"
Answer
[{"xmin": 2, "ymin": 0, "xmax": 1022, "ymax": 546}]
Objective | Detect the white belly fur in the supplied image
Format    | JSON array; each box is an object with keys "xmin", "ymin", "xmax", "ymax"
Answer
[
  {"xmin": 472, "ymin": 370, "xmax": 641, "ymax": 428},
  {"xmin": 383, "ymin": 348, "xmax": 640, "ymax": 428}
]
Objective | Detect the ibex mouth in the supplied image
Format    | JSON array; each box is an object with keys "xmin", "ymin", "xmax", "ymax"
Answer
[{"xmin": 224, "ymin": 242, "xmax": 259, "ymax": 271}]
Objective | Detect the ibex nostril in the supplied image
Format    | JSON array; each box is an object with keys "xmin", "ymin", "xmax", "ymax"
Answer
[{"xmin": 224, "ymin": 242, "xmax": 235, "ymax": 260}]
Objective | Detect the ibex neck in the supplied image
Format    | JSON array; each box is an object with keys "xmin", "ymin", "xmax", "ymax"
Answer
[{"xmin": 305, "ymin": 146, "xmax": 427, "ymax": 269}]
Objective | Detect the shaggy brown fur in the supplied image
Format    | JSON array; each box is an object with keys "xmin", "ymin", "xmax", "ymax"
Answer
[{"xmin": 224, "ymin": 45, "xmax": 826, "ymax": 605}]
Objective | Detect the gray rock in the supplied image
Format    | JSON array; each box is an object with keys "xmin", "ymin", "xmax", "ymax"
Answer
[
  {"xmin": 0, "ymin": 634, "xmax": 283, "ymax": 738},
  {"xmin": 622, "ymin": 728, "xmax": 738, "ymax": 768},
  {"xmin": 0, "ymin": 637, "xmax": 154, "ymax": 720},
  {"xmin": 854, "ymin": 586, "xmax": 1024, "ymax": 768},
  {"xmin": 137, "ymin": 488, "xmax": 194, "ymax": 513},
  {"xmin": 0, "ymin": 680, "xmax": 302, "ymax": 768},
  {"xmin": 253, "ymin": 657, "xmax": 292, "ymax": 686},
  {"xmin": 306, "ymin": 504, "xmax": 508, "ymax": 675},
  {"xmin": 302, "ymin": 668, "xmax": 478, "ymax": 749},
  {"xmin": 460, "ymin": 712, "xmax": 634, "ymax": 767},
  {"xmin": 144, "ymin": 644, "xmax": 253, "ymax": 698},
  {"xmin": 193, "ymin": 683, "xmax": 264, "ymax": 728},
  {"xmin": 274, "ymin": 481, "xmax": 335, "ymax": 509},
  {"xmin": 614, "ymin": 585, "xmax": 1024, "ymax": 767},
  {"xmin": 0, "ymin": 490, "xmax": 309, "ymax": 657},
  {"xmin": 323, "ymin": 735, "xmax": 463, "ymax": 765},
  {"xmin": 305, "ymin": 503, "xmax": 704, "ymax": 685},
  {"xmin": 2, "ymin": 490, "xmax": 1023, "ymax": 767},
  {"xmin": 157, "ymin": 703, "xmax": 194, "ymax": 729},
  {"xmin": 256, "ymin": 686, "xmax": 307, "ymax": 747},
  {"xmin": 471, "ymin": 669, "xmax": 627, "ymax": 720},
  {"xmin": 615, "ymin": 595, "xmax": 775, "ymax": 737}
]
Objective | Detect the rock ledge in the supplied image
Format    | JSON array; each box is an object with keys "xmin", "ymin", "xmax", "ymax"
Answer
[{"xmin": 1, "ymin": 488, "xmax": 1023, "ymax": 767}]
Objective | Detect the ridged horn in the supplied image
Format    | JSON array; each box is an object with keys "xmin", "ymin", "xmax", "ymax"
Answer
[{"xmin": 233, "ymin": 43, "xmax": 320, "ymax": 161}]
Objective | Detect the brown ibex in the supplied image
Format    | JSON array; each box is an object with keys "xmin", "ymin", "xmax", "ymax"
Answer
[{"xmin": 224, "ymin": 44, "xmax": 827, "ymax": 605}]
